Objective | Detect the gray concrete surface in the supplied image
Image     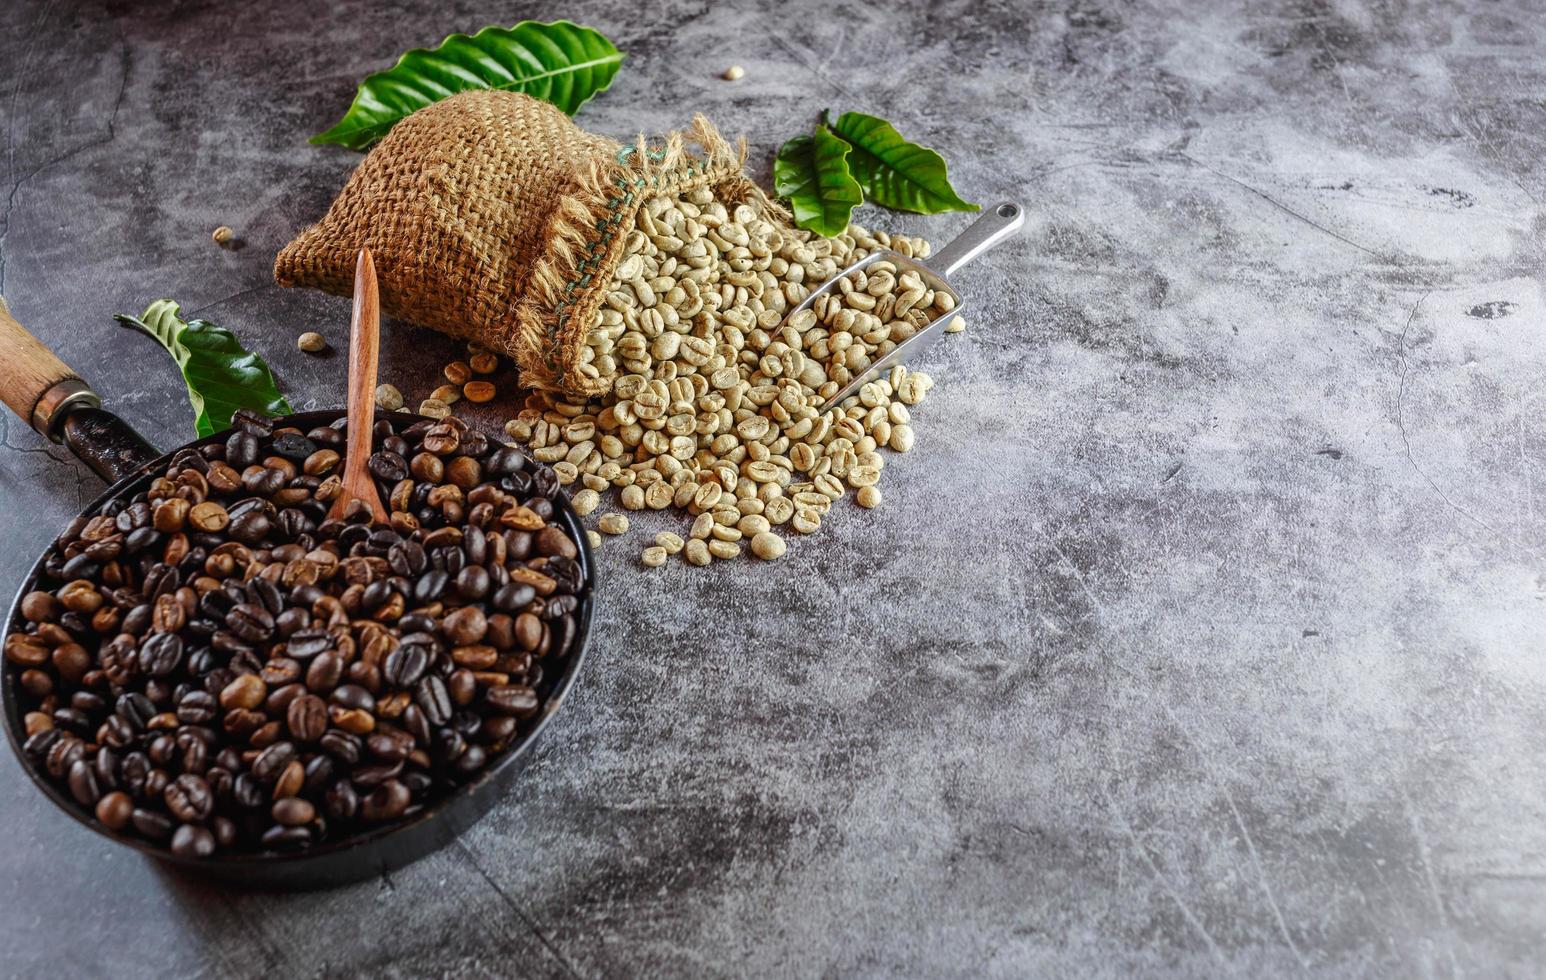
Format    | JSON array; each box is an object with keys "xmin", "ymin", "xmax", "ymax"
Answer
[{"xmin": 2, "ymin": 0, "xmax": 1544, "ymax": 976}]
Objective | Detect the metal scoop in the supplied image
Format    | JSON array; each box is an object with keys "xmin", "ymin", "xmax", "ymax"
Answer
[{"xmin": 786, "ymin": 201, "xmax": 1025, "ymax": 407}]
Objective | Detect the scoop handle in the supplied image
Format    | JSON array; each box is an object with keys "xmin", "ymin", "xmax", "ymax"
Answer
[
  {"xmin": 925, "ymin": 202, "xmax": 1025, "ymax": 279},
  {"xmin": 0, "ymin": 296, "xmax": 101, "ymax": 438}
]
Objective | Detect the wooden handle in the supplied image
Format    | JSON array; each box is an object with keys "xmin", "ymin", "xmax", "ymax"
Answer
[
  {"xmin": 0, "ymin": 297, "xmax": 84, "ymax": 433},
  {"xmin": 327, "ymin": 249, "xmax": 389, "ymax": 523}
]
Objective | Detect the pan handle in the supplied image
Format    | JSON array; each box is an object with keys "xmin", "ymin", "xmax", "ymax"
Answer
[
  {"xmin": 924, "ymin": 201, "xmax": 1025, "ymax": 279},
  {"xmin": 0, "ymin": 297, "xmax": 161, "ymax": 483}
]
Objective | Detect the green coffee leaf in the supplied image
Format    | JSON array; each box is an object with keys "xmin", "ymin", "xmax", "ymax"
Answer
[
  {"xmin": 312, "ymin": 21, "xmax": 624, "ymax": 151},
  {"xmin": 115, "ymin": 301, "xmax": 292, "ymax": 437},
  {"xmin": 825, "ymin": 110, "xmax": 978, "ymax": 215},
  {"xmin": 773, "ymin": 125, "xmax": 864, "ymax": 238}
]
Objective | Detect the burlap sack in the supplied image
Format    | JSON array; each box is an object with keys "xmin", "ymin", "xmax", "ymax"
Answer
[{"xmin": 275, "ymin": 90, "xmax": 778, "ymax": 395}]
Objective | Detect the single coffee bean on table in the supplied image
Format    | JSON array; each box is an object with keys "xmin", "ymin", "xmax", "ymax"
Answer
[{"xmin": 5, "ymin": 408, "xmax": 585, "ymax": 857}]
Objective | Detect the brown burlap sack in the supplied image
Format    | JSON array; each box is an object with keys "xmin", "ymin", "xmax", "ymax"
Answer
[{"xmin": 275, "ymin": 90, "xmax": 779, "ymax": 395}]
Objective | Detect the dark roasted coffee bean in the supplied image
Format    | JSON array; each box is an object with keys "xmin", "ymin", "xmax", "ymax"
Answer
[
  {"xmin": 68, "ymin": 759, "xmax": 101, "ymax": 806},
  {"xmin": 272, "ymin": 797, "xmax": 315, "ymax": 826},
  {"xmin": 492, "ymin": 582, "xmax": 536, "ymax": 614},
  {"xmin": 482, "ymin": 715, "xmax": 518, "ymax": 744},
  {"xmin": 306, "ymin": 652, "xmax": 343, "ymax": 692},
  {"xmin": 131, "ymin": 808, "xmax": 173, "ymax": 841},
  {"xmin": 351, "ymin": 760, "xmax": 403, "ymax": 788},
  {"xmin": 287, "ymin": 694, "xmax": 327, "ymax": 742},
  {"xmin": 271, "ymin": 432, "xmax": 316, "ymax": 461},
  {"xmin": 359, "ymin": 779, "xmax": 411, "ymax": 822},
  {"xmin": 171, "ymin": 823, "xmax": 217, "ymax": 858},
  {"xmin": 261, "ymin": 824, "xmax": 313, "ymax": 849},
  {"xmin": 412, "ymin": 569, "xmax": 449, "ymax": 605},
  {"xmin": 454, "ymin": 744, "xmax": 488, "ymax": 775},
  {"xmin": 485, "ymin": 685, "xmax": 540, "ymax": 718},
  {"xmin": 455, "ymin": 565, "xmax": 490, "ymax": 601},
  {"xmin": 383, "ymin": 641, "xmax": 430, "ymax": 688},
  {"xmin": 324, "ymin": 780, "xmax": 358, "ymax": 820},
  {"xmin": 225, "ymin": 603, "xmax": 275, "ymax": 642},
  {"xmin": 225, "ymin": 430, "xmax": 260, "ymax": 468},
  {"xmin": 139, "ymin": 632, "xmax": 184, "ymax": 676},
  {"xmin": 232, "ymin": 773, "xmax": 265, "ymax": 809},
  {"xmin": 320, "ymin": 730, "xmax": 363, "ymax": 765},
  {"xmin": 415, "ymin": 675, "xmax": 453, "ymax": 726},
  {"xmin": 368, "ymin": 729, "xmax": 414, "ymax": 763},
  {"xmin": 388, "ymin": 540, "xmax": 427, "ymax": 577},
  {"xmin": 252, "ymin": 742, "xmax": 297, "ymax": 783},
  {"xmin": 23, "ymin": 727, "xmax": 63, "ymax": 761},
  {"xmin": 228, "ymin": 510, "xmax": 271, "ymax": 545},
  {"xmin": 330, "ymin": 684, "xmax": 375, "ymax": 713},
  {"xmin": 303, "ymin": 754, "xmax": 334, "ymax": 793},
  {"xmin": 287, "ymin": 629, "xmax": 331, "ymax": 660},
  {"xmin": 361, "ymin": 579, "xmax": 394, "ymax": 615},
  {"xmin": 447, "ymin": 669, "xmax": 478, "ymax": 707},
  {"xmin": 176, "ymin": 690, "xmax": 218, "ymax": 725},
  {"xmin": 485, "ymin": 447, "xmax": 525, "ymax": 475},
  {"xmin": 442, "ymin": 606, "xmax": 487, "ymax": 646},
  {"xmin": 367, "ymin": 451, "xmax": 408, "ymax": 483},
  {"xmin": 164, "ymin": 774, "xmax": 214, "ymax": 823}
]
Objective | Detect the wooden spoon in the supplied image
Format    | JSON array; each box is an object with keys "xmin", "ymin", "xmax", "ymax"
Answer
[{"xmin": 327, "ymin": 248, "xmax": 389, "ymax": 524}]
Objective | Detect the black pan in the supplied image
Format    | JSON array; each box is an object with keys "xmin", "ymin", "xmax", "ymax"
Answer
[{"xmin": 0, "ymin": 304, "xmax": 594, "ymax": 889}]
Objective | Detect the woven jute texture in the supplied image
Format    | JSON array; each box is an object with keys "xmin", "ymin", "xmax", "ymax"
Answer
[{"xmin": 275, "ymin": 90, "xmax": 776, "ymax": 395}]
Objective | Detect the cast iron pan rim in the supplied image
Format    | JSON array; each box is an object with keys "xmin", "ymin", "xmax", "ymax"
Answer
[{"xmin": 0, "ymin": 409, "xmax": 595, "ymax": 871}]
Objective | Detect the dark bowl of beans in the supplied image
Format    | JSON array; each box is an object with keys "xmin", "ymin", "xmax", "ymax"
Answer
[{"xmin": 1, "ymin": 408, "xmax": 594, "ymax": 889}]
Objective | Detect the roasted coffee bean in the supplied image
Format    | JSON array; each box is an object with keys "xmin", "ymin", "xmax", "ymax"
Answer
[
  {"xmin": 131, "ymin": 807, "xmax": 174, "ymax": 841},
  {"xmin": 412, "ymin": 569, "xmax": 449, "ymax": 605},
  {"xmin": 455, "ymin": 565, "xmax": 490, "ymax": 601},
  {"xmin": 306, "ymin": 652, "xmax": 343, "ymax": 692},
  {"xmin": 139, "ymin": 632, "xmax": 184, "ymax": 676},
  {"xmin": 68, "ymin": 758, "xmax": 101, "ymax": 806},
  {"xmin": 416, "ymin": 675, "xmax": 453, "ymax": 726},
  {"xmin": 261, "ymin": 824, "xmax": 313, "ymax": 849},
  {"xmin": 492, "ymin": 582, "xmax": 536, "ymax": 614},
  {"xmin": 226, "ymin": 603, "xmax": 275, "ymax": 642},
  {"xmin": 252, "ymin": 742, "xmax": 297, "ymax": 782},
  {"xmin": 273, "ymin": 797, "xmax": 315, "ymax": 826},
  {"xmin": 368, "ymin": 451, "xmax": 409, "ymax": 483},
  {"xmin": 96, "ymin": 791, "xmax": 133, "ymax": 830},
  {"xmin": 324, "ymin": 780, "xmax": 358, "ymax": 821},
  {"xmin": 485, "ymin": 685, "xmax": 540, "ymax": 718},
  {"xmin": 271, "ymin": 432, "xmax": 317, "ymax": 461},
  {"xmin": 331, "ymin": 684, "xmax": 375, "ymax": 713},
  {"xmin": 383, "ymin": 640, "xmax": 431, "ymax": 688},
  {"xmin": 287, "ymin": 694, "xmax": 328, "ymax": 742},
  {"xmin": 10, "ymin": 408, "xmax": 584, "ymax": 858},
  {"xmin": 359, "ymin": 780, "xmax": 411, "ymax": 822},
  {"xmin": 171, "ymin": 823, "xmax": 217, "ymax": 858},
  {"xmin": 287, "ymin": 629, "xmax": 331, "ymax": 660},
  {"xmin": 320, "ymin": 730, "xmax": 363, "ymax": 765},
  {"xmin": 164, "ymin": 774, "xmax": 214, "ymax": 823}
]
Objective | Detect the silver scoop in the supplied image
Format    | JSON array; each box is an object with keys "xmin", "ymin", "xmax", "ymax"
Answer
[{"xmin": 785, "ymin": 201, "xmax": 1025, "ymax": 407}]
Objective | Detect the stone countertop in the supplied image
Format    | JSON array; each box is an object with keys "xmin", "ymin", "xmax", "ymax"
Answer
[{"xmin": 2, "ymin": 0, "xmax": 1542, "ymax": 976}]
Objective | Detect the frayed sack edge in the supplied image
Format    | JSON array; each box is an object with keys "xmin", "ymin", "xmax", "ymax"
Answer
[{"xmin": 515, "ymin": 114, "xmax": 789, "ymax": 395}]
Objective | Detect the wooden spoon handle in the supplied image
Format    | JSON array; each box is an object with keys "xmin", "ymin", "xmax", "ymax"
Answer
[{"xmin": 328, "ymin": 249, "xmax": 389, "ymax": 523}]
